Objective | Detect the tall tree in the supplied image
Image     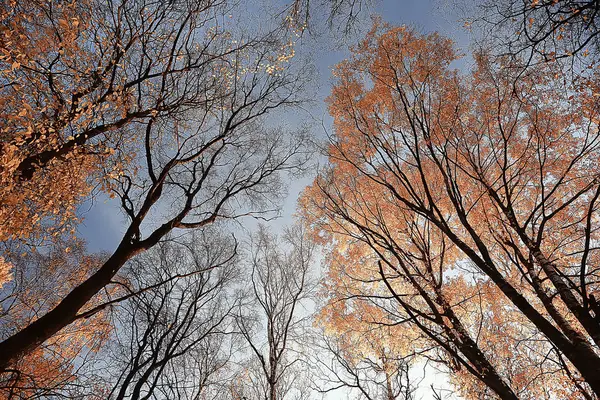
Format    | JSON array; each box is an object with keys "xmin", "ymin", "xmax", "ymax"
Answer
[
  {"xmin": 235, "ymin": 225, "xmax": 315, "ymax": 400},
  {"xmin": 0, "ymin": 0, "xmax": 311, "ymax": 371},
  {"xmin": 301, "ymin": 23, "xmax": 600, "ymax": 398}
]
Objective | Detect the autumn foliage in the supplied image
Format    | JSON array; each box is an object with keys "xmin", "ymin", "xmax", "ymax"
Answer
[
  {"xmin": 302, "ymin": 22, "xmax": 600, "ymax": 399},
  {"xmin": 0, "ymin": 0, "xmax": 100, "ymax": 243}
]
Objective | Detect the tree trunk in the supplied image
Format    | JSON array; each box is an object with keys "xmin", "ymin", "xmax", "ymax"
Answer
[{"xmin": 0, "ymin": 243, "xmax": 139, "ymax": 370}]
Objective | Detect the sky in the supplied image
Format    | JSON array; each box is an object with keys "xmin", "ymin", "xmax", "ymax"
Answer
[{"xmin": 76, "ymin": 1, "xmax": 475, "ymax": 397}]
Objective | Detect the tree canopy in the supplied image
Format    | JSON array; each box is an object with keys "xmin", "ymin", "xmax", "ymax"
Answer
[{"xmin": 2, "ymin": 0, "xmax": 600, "ymax": 399}]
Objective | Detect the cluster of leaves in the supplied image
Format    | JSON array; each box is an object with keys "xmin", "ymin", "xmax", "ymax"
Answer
[{"xmin": 0, "ymin": 0, "xmax": 99, "ymax": 243}]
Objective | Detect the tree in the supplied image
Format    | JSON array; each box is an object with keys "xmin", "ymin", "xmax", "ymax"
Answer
[
  {"xmin": 310, "ymin": 202, "xmax": 529, "ymax": 399},
  {"xmin": 0, "ymin": 0, "xmax": 311, "ymax": 371},
  {"xmin": 473, "ymin": 0, "xmax": 600, "ymax": 71},
  {"xmin": 235, "ymin": 225, "xmax": 315, "ymax": 400},
  {"xmin": 0, "ymin": 0, "xmax": 308, "ymax": 248},
  {"xmin": 301, "ymin": 23, "xmax": 600, "ymax": 398},
  {"xmin": 1, "ymin": 0, "xmax": 238, "ymax": 243},
  {"xmin": 103, "ymin": 229, "xmax": 240, "ymax": 400}
]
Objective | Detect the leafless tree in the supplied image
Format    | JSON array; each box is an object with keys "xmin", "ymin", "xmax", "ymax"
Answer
[
  {"xmin": 234, "ymin": 225, "xmax": 316, "ymax": 400},
  {"xmin": 101, "ymin": 229, "xmax": 241, "ymax": 400},
  {"xmin": 472, "ymin": 0, "xmax": 600, "ymax": 70},
  {"xmin": 286, "ymin": 0, "xmax": 371, "ymax": 34}
]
